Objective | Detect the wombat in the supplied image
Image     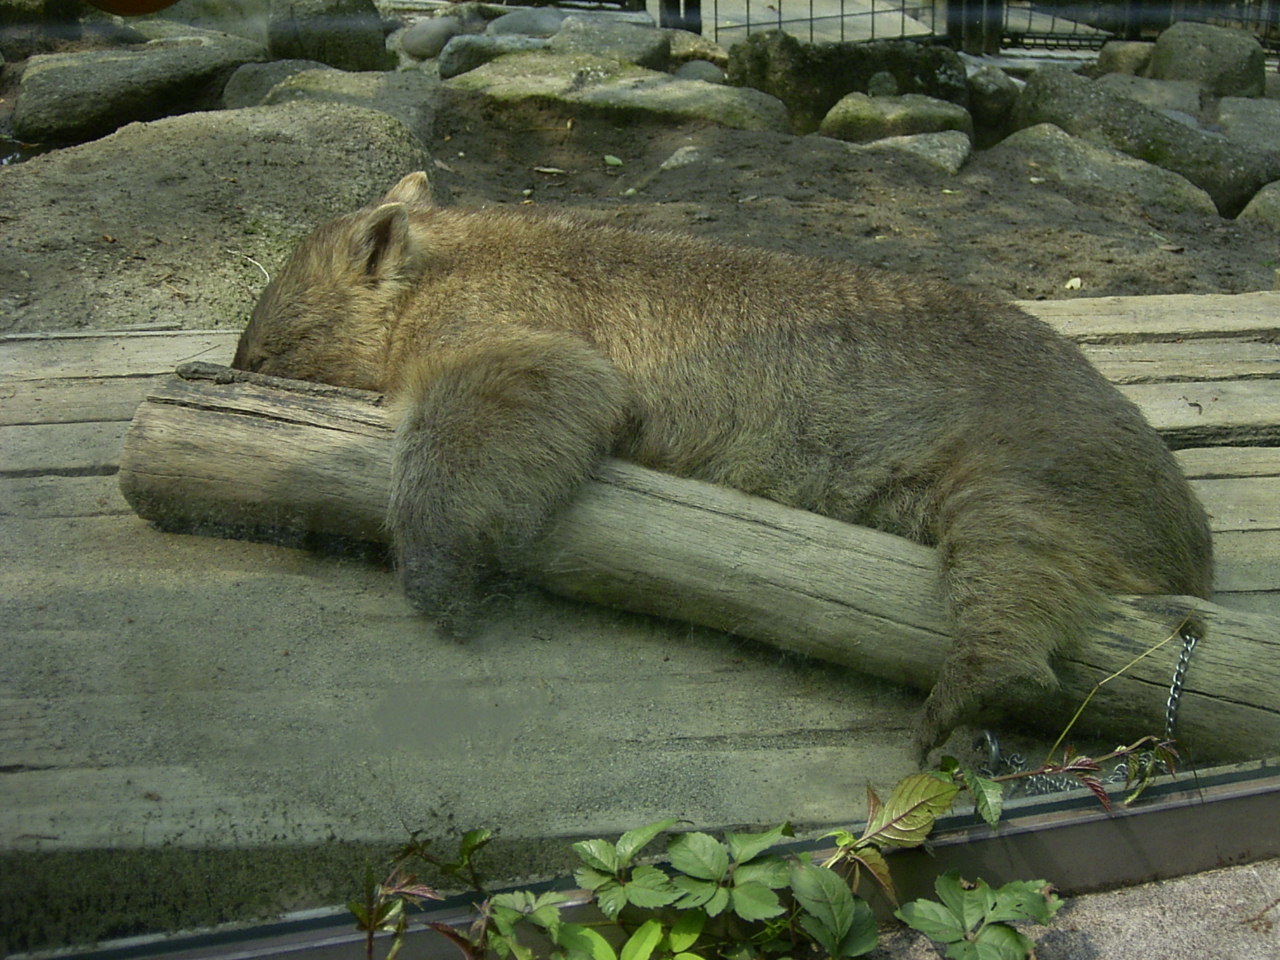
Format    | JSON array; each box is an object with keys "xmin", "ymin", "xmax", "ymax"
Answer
[{"xmin": 234, "ymin": 171, "xmax": 1213, "ymax": 756}]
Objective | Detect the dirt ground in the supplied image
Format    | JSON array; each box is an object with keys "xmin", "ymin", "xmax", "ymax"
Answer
[{"xmin": 428, "ymin": 92, "xmax": 1278, "ymax": 302}]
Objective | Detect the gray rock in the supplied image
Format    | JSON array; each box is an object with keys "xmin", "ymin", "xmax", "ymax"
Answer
[
  {"xmin": 145, "ymin": 0, "xmax": 273, "ymax": 46},
  {"xmin": 444, "ymin": 51, "xmax": 789, "ymax": 133},
  {"xmin": 673, "ymin": 60, "xmax": 724, "ymax": 84},
  {"xmin": 438, "ymin": 34, "xmax": 549, "ymax": 80},
  {"xmin": 1096, "ymin": 40, "xmax": 1153, "ymax": 77},
  {"xmin": 818, "ymin": 92, "xmax": 972, "ymax": 144},
  {"xmin": 666, "ymin": 27, "xmax": 726, "ymax": 69},
  {"xmin": 1012, "ymin": 66, "xmax": 1280, "ymax": 216},
  {"xmin": 267, "ymin": 0, "xmax": 395, "ymax": 71},
  {"xmin": 12, "ymin": 34, "xmax": 267, "ymax": 145},
  {"xmin": 967, "ymin": 64, "xmax": 1019, "ymax": 147},
  {"xmin": 401, "ymin": 16, "xmax": 463, "ymax": 61},
  {"xmin": 866, "ymin": 71, "xmax": 897, "ymax": 96},
  {"xmin": 1237, "ymin": 181, "xmax": 1280, "ymax": 228},
  {"xmin": 486, "ymin": 8, "xmax": 565, "ymax": 38},
  {"xmin": 261, "ymin": 68, "xmax": 439, "ymax": 142},
  {"xmin": 844, "ymin": 129, "xmax": 972, "ymax": 175},
  {"xmin": 727, "ymin": 29, "xmax": 967, "ymax": 135},
  {"xmin": 222, "ymin": 58, "xmax": 331, "ymax": 108},
  {"xmin": 990, "ymin": 123, "xmax": 1217, "ymax": 216},
  {"xmin": 1095, "ymin": 74, "xmax": 1202, "ymax": 117},
  {"xmin": 0, "ymin": 0, "xmax": 81, "ymax": 61},
  {"xmin": 0, "ymin": 101, "xmax": 431, "ymax": 333},
  {"xmin": 1147, "ymin": 21, "xmax": 1265, "ymax": 98},
  {"xmin": 549, "ymin": 16, "xmax": 669, "ymax": 71},
  {"xmin": 1217, "ymin": 97, "xmax": 1280, "ymax": 155}
]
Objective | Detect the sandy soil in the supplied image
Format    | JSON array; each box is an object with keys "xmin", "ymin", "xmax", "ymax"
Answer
[{"xmin": 429, "ymin": 93, "xmax": 1278, "ymax": 302}]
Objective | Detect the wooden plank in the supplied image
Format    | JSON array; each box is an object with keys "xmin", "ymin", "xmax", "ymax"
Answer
[
  {"xmin": 0, "ymin": 377, "xmax": 160, "ymax": 426},
  {"xmin": 0, "ymin": 475, "xmax": 131, "ymax": 519},
  {"xmin": 1119, "ymin": 380, "xmax": 1280, "ymax": 446},
  {"xmin": 1, "ymin": 422, "xmax": 127, "ymax": 478},
  {"xmin": 1080, "ymin": 339, "xmax": 1280, "ymax": 384},
  {"xmin": 1177, "ymin": 447, "xmax": 1280, "ymax": 479},
  {"xmin": 0, "ymin": 332, "xmax": 236, "ymax": 381},
  {"xmin": 1019, "ymin": 291, "xmax": 1280, "ymax": 342},
  {"xmin": 1212, "ymin": 530, "xmax": 1280, "ymax": 594},
  {"xmin": 115, "ymin": 368, "xmax": 1280, "ymax": 760},
  {"xmin": 1191, "ymin": 478, "xmax": 1280, "ymax": 532}
]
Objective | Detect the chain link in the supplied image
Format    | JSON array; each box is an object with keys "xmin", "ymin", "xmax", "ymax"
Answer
[{"xmin": 976, "ymin": 624, "xmax": 1201, "ymax": 797}]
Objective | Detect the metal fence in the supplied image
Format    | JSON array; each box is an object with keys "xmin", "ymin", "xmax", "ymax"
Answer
[{"xmin": 687, "ymin": 0, "xmax": 1280, "ymax": 51}]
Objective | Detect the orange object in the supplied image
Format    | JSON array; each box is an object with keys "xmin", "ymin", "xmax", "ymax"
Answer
[{"xmin": 82, "ymin": 0, "xmax": 183, "ymax": 15}]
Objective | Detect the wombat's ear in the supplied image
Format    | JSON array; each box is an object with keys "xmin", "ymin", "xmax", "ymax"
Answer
[
  {"xmin": 381, "ymin": 171, "xmax": 434, "ymax": 208},
  {"xmin": 351, "ymin": 203, "xmax": 421, "ymax": 281}
]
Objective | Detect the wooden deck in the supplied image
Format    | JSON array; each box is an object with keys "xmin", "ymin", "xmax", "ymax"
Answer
[{"xmin": 2, "ymin": 291, "xmax": 1279, "ymax": 949}]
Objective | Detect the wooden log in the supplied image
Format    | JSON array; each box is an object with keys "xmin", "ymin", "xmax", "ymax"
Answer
[{"xmin": 119, "ymin": 363, "xmax": 1280, "ymax": 760}]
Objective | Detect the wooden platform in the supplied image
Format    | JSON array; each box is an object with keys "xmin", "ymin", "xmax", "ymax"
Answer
[{"xmin": 2, "ymin": 291, "xmax": 1279, "ymax": 950}]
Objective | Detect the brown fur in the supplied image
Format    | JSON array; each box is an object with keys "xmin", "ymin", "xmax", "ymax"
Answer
[{"xmin": 234, "ymin": 171, "xmax": 1213, "ymax": 757}]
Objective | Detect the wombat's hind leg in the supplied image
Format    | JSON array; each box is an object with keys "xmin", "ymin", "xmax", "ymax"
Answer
[
  {"xmin": 914, "ymin": 487, "xmax": 1112, "ymax": 761},
  {"xmin": 389, "ymin": 328, "xmax": 630, "ymax": 636}
]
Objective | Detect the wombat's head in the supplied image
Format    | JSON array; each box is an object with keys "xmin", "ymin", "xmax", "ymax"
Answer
[{"xmin": 233, "ymin": 172, "xmax": 435, "ymax": 390}]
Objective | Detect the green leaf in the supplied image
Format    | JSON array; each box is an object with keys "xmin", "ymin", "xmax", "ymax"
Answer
[
  {"xmin": 861, "ymin": 773, "xmax": 960, "ymax": 849},
  {"xmin": 671, "ymin": 875, "xmax": 719, "ymax": 908},
  {"xmin": 575, "ymin": 866, "xmax": 614, "ymax": 892},
  {"xmin": 933, "ymin": 872, "xmax": 994, "ymax": 935},
  {"xmin": 835, "ymin": 899, "xmax": 878, "ymax": 957},
  {"xmin": 728, "ymin": 881, "xmax": 786, "ymax": 922},
  {"xmin": 666, "ymin": 909, "xmax": 705, "ymax": 953},
  {"xmin": 603, "ymin": 155, "xmax": 624, "ymax": 167},
  {"xmin": 616, "ymin": 819, "xmax": 678, "ymax": 866},
  {"xmin": 970, "ymin": 922, "xmax": 1036, "ymax": 960},
  {"xmin": 619, "ymin": 919, "xmax": 664, "ymax": 960},
  {"xmin": 556, "ymin": 923, "xmax": 618, "ymax": 960},
  {"xmin": 724, "ymin": 823, "xmax": 793, "ymax": 864},
  {"xmin": 895, "ymin": 898, "xmax": 967, "ymax": 944},
  {"xmin": 962, "ymin": 770, "xmax": 1004, "ymax": 829},
  {"xmin": 668, "ymin": 832, "xmax": 730, "ymax": 881},
  {"xmin": 459, "ymin": 828, "xmax": 495, "ymax": 860},
  {"xmin": 849, "ymin": 846, "xmax": 897, "ymax": 906},
  {"xmin": 789, "ymin": 863, "xmax": 854, "ymax": 941},
  {"xmin": 703, "ymin": 885, "xmax": 730, "ymax": 918},
  {"xmin": 595, "ymin": 880, "xmax": 628, "ymax": 920},
  {"xmin": 983, "ymin": 879, "xmax": 1061, "ymax": 926},
  {"xmin": 731, "ymin": 856, "xmax": 790, "ymax": 890},
  {"xmin": 573, "ymin": 838, "xmax": 620, "ymax": 874},
  {"xmin": 625, "ymin": 864, "xmax": 681, "ymax": 909}
]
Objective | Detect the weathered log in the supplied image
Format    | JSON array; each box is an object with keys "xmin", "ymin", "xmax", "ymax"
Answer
[{"xmin": 119, "ymin": 363, "xmax": 1280, "ymax": 760}]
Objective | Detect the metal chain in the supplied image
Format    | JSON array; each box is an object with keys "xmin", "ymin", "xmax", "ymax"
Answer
[{"xmin": 977, "ymin": 624, "xmax": 1202, "ymax": 797}]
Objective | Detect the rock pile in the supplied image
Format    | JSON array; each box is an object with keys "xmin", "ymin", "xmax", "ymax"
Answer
[{"xmin": 0, "ymin": 2, "xmax": 1277, "ymax": 334}]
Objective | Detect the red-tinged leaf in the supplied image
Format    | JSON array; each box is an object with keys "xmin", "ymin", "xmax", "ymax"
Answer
[
  {"xmin": 850, "ymin": 846, "xmax": 897, "ymax": 907},
  {"xmin": 429, "ymin": 921, "xmax": 482, "ymax": 960},
  {"xmin": 1077, "ymin": 774, "xmax": 1112, "ymax": 812}
]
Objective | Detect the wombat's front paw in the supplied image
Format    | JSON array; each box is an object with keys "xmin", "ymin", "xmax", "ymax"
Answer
[
  {"xmin": 913, "ymin": 657, "xmax": 1059, "ymax": 765},
  {"xmin": 397, "ymin": 547, "xmax": 484, "ymax": 639}
]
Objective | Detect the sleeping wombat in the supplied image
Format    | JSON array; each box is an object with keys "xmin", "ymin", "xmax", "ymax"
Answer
[{"xmin": 234, "ymin": 172, "xmax": 1213, "ymax": 756}]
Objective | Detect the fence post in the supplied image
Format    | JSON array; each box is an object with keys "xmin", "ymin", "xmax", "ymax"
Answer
[{"xmin": 947, "ymin": 0, "xmax": 1003, "ymax": 54}]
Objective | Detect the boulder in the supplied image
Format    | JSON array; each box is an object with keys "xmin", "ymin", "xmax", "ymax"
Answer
[
  {"xmin": 1012, "ymin": 66, "xmax": 1280, "ymax": 216},
  {"xmin": 966, "ymin": 64, "xmax": 1019, "ymax": 148},
  {"xmin": 1095, "ymin": 40, "xmax": 1153, "ymax": 77},
  {"xmin": 1095, "ymin": 74, "xmax": 1202, "ymax": 117},
  {"xmin": 0, "ymin": 0, "xmax": 82, "ymax": 60},
  {"xmin": 438, "ymin": 34, "xmax": 548, "ymax": 80},
  {"xmin": 1217, "ymin": 97, "xmax": 1280, "ymax": 155},
  {"xmin": 12, "ymin": 33, "xmax": 266, "ymax": 145},
  {"xmin": 260, "ymin": 68, "xmax": 439, "ymax": 142},
  {"xmin": 0, "ymin": 102, "xmax": 431, "ymax": 333},
  {"xmin": 818, "ymin": 92, "xmax": 972, "ymax": 144},
  {"xmin": 843, "ymin": 130, "xmax": 972, "ymax": 175},
  {"xmin": 485, "ymin": 8, "xmax": 565, "ymax": 38},
  {"xmin": 988, "ymin": 123, "xmax": 1217, "ymax": 216},
  {"xmin": 400, "ymin": 15, "xmax": 462, "ymax": 61},
  {"xmin": 1237, "ymin": 181, "xmax": 1280, "ymax": 229},
  {"xmin": 267, "ymin": 0, "xmax": 394, "ymax": 71},
  {"xmin": 666, "ymin": 26, "xmax": 726, "ymax": 68},
  {"xmin": 727, "ymin": 29, "xmax": 967, "ymax": 135},
  {"xmin": 443, "ymin": 50, "xmax": 789, "ymax": 133},
  {"xmin": 673, "ymin": 60, "xmax": 724, "ymax": 84},
  {"xmin": 144, "ymin": 0, "xmax": 272, "ymax": 46},
  {"xmin": 1146, "ymin": 21, "xmax": 1265, "ymax": 98},
  {"xmin": 548, "ymin": 16, "xmax": 669, "ymax": 72},
  {"xmin": 222, "ymin": 57, "xmax": 330, "ymax": 108}
]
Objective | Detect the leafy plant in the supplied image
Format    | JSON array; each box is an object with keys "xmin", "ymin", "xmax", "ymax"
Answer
[{"xmin": 896, "ymin": 871, "xmax": 1062, "ymax": 960}]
